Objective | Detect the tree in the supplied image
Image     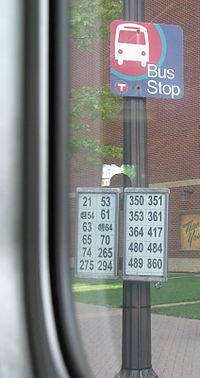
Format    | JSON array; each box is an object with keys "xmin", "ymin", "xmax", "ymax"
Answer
[
  {"xmin": 68, "ymin": 0, "xmax": 130, "ymax": 176},
  {"xmin": 70, "ymin": 0, "xmax": 122, "ymax": 51},
  {"xmin": 70, "ymin": 85, "xmax": 123, "ymax": 172}
]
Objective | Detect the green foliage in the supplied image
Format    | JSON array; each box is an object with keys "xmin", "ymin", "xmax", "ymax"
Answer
[
  {"xmin": 70, "ymin": 85, "xmax": 123, "ymax": 171},
  {"xmin": 70, "ymin": 0, "xmax": 122, "ymax": 50},
  {"xmin": 69, "ymin": 1, "xmax": 123, "ymax": 171},
  {"xmin": 70, "ymin": 135, "xmax": 122, "ymax": 167},
  {"xmin": 70, "ymin": 85, "xmax": 122, "ymax": 122},
  {"xmin": 122, "ymin": 165, "xmax": 136, "ymax": 181}
]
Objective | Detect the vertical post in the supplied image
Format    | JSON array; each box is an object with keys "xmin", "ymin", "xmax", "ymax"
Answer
[{"xmin": 115, "ymin": 1, "xmax": 158, "ymax": 377}]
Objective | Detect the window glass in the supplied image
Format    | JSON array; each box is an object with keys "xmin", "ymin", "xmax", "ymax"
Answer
[{"xmin": 69, "ymin": 1, "xmax": 200, "ymax": 377}]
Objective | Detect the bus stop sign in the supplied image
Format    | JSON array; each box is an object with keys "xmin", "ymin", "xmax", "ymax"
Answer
[{"xmin": 110, "ymin": 20, "xmax": 183, "ymax": 99}]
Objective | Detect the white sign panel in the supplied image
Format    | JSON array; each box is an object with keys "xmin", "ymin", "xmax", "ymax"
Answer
[
  {"xmin": 123, "ymin": 188, "xmax": 170, "ymax": 281},
  {"xmin": 76, "ymin": 188, "xmax": 120, "ymax": 278}
]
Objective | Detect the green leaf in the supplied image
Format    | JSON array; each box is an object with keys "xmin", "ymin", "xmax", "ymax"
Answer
[{"xmin": 70, "ymin": 0, "xmax": 123, "ymax": 50}]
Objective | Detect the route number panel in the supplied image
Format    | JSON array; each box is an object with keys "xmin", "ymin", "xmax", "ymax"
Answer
[
  {"xmin": 76, "ymin": 188, "xmax": 120, "ymax": 279},
  {"xmin": 123, "ymin": 188, "xmax": 170, "ymax": 282}
]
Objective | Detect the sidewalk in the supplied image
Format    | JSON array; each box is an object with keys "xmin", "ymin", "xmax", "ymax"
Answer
[{"xmin": 75, "ymin": 303, "xmax": 200, "ymax": 378}]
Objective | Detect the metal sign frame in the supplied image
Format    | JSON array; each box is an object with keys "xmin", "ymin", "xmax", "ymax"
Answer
[
  {"xmin": 123, "ymin": 187, "xmax": 170, "ymax": 282},
  {"xmin": 75, "ymin": 187, "xmax": 120, "ymax": 279}
]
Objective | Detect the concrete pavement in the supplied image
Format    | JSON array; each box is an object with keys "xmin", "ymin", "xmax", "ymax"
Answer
[{"xmin": 75, "ymin": 303, "xmax": 200, "ymax": 378}]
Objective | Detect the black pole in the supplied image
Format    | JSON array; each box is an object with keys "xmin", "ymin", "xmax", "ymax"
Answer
[{"xmin": 116, "ymin": 1, "xmax": 158, "ymax": 377}]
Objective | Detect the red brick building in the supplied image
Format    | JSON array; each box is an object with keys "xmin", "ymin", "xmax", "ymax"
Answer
[{"xmin": 69, "ymin": 0, "xmax": 200, "ymax": 272}]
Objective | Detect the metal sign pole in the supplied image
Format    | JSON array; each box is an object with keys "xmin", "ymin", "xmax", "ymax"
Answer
[{"xmin": 116, "ymin": 1, "xmax": 158, "ymax": 377}]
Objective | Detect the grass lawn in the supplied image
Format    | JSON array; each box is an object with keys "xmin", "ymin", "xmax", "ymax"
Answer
[
  {"xmin": 152, "ymin": 302, "xmax": 200, "ymax": 320},
  {"xmin": 151, "ymin": 275, "xmax": 200, "ymax": 305},
  {"xmin": 72, "ymin": 274, "xmax": 200, "ymax": 318},
  {"xmin": 73, "ymin": 277, "xmax": 122, "ymax": 307}
]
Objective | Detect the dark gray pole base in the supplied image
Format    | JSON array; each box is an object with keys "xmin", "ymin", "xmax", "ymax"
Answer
[{"xmin": 115, "ymin": 367, "xmax": 158, "ymax": 378}]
